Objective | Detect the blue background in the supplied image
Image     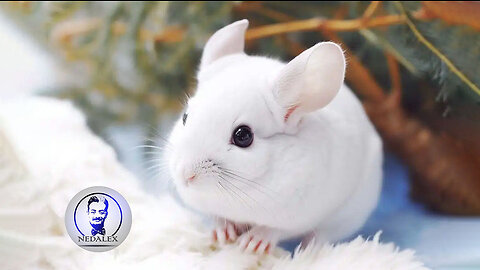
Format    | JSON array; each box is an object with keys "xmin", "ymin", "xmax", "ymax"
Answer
[{"xmin": 357, "ymin": 154, "xmax": 480, "ymax": 270}]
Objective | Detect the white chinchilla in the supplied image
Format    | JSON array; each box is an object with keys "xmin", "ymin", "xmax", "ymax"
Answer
[{"xmin": 166, "ymin": 19, "xmax": 383, "ymax": 253}]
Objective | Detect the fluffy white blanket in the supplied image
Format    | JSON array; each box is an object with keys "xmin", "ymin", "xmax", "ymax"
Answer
[{"xmin": 0, "ymin": 97, "xmax": 429, "ymax": 270}]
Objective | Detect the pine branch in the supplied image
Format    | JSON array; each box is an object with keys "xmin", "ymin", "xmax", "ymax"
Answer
[
  {"xmin": 358, "ymin": 29, "xmax": 418, "ymax": 75},
  {"xmin": 395, "ymin": 1, "xmax": 480, "ymax": 97}
]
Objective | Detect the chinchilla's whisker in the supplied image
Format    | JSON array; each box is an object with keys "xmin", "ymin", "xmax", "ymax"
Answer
[
  {"xmin": 179, "ymin": 91, "xmax": 191, "ymax": 106},
  {"xmin": 125, "ymin": 144, "xmax": 164, "ymax": 154},
  {"xmin": 144, "ymin": 167, "xmax": 163, "ymax": 184},
  {"xmin": 218, "ymin": 181, "xmax": 247, "ymax": 210},
  {"xmin": 143, "ymin": 146, "xmax": 166, "ymax": 152},
  {"xmin": 142, "ymin": 150, "xmax": 161, "ymax": 154},
  {"xmin": 145, "ymin": 162, "xmax": 169, "ymax": 173},
  {"xmin": 214, "ymin": 183, "xmax": 224, "ymax": 206},
  {"xmin": 220, "ymin": 180, "xmax": 252, "ymax": 210},
  {"xmin": 219, "ymin": 175, "xmax": 277, "ymax": 221},
  {"xmin": 219, "ymin": 172, "xmax": 279, "ymax": 222},
  {"xmin": 140, "ymin": 127, "xmax": 173, "ymax": 144},
  {"xmin": 142, "ymin": 158, "xmax": 166, "ymax": 167},
  {"xmin": 143, "ymin": 158, "xmax": 170, "ymax": 174},
  {"xmin": 145, "ymin": 169, "xmax": 162, "ymax": 183},
  {"xmin": 142, "ymin": 124, "xmax": 170, "ymax": 143},
  {"xmin": 218, "ymin": 176, "xmax": 254, "ymax": 211},
  {"xmin": 134, "ymin": 145, "xmax": 166, "ymax": 150},
  {"xmin": 143, "ymin": 156, "xmax": 164, "ymax": 161},
  {"xmin": 220, "ymin": 167, "xmax": 269, "ymax": 188},
  {"xmin": 142, "ymin": 152, "xmax": 164, "ymax": 158},
  {"xmin": 156, "ymin": 134, "xmax": 174, "ymax": 147},
  {"xmin": 142, "ymin": 156, "xmax": 169, "ymax": 167},
  {"xmin": 141, "ymin": 137, "xmax": 159, "ymax": 145},
  {"xmin": 139, "ymin": 129, "xmax": 174, "ymax": 149},
  {"xmin": 146, "ymin": 158, "xmax": 169, "ymax": 167},
  {"xmin": 217, "ymin": 165, "xmax": 282, "ymax": 207},
  {"xmin": 220, "ymin": 167, "xmax": 281, "ymax": 197},
  {"xmin": 145, "ymin": 164, "xmax": 172, "ymax": 185},
  {"xmin": 219, "ymin": 171, "xmax": 261, "ymax": 192},
  {"xmin": 140, "ymin": 148, "xmax": 166, "ymax": 154},
  {"xmin": 215, "ymin": 181, "xmax": 235, "ymax": 211},
  {"xmin": 144, "ymin": 167, "xmax": 168, "ymax": 181},
  {"xmin": 221, "ymin": 169, "xmax": 272, "ymax": 192},
  {"xmin": 217, "ymin": 181, "xmax": 228, "ymax": 197},
  {"xmin": 220, "ymin": 172, "xmax": 279, "ymax": 204},
  {"xmin": 219, "ymin": 174, "xmax": 258, "ymax": 205}
]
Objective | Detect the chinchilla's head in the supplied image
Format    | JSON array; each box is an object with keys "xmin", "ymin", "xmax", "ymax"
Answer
[{"xmin": 166, "ymin": 19, "xmax": 345, "ymax": 215}]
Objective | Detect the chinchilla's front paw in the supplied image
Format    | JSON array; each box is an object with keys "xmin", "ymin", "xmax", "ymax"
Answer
[
  {"xmin": 212, "ymin": 218, "xmax": 240, "ymax": 244},
  {"xmin": 238, "ymin": 226, "xmax": 280, "ymax": 254}
]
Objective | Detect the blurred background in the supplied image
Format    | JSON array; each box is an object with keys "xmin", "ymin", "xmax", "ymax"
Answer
[{"xmin": 1, "ymin": 2, "xmax": 480, "ymax": 268}]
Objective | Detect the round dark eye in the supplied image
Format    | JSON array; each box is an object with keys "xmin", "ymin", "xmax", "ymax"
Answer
[
  {"xmin": 232, "ymin": 125, "xmax": 253, "ymax": 148},
  {"xmin": 182, "ymin": 113, "xmax": 188, "ymax": 126}
]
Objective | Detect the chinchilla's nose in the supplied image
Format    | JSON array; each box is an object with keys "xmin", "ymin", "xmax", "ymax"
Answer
[{"xmin": 179, "ymin": 157, "xmax": 215, "ymax": 184}]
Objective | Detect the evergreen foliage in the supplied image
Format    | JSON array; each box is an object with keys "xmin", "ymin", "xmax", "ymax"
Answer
[{"xmin": 2, "ymin": 1, "xmax": 479, "ymax": 132}]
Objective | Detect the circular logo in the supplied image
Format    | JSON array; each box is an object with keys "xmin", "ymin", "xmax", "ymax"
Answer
[{"xmin": 65, "ymin": 186, "xmax": 132, "ymax": 252}]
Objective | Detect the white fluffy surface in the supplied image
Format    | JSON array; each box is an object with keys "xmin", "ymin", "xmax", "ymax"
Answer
[{"xmin": 0, "ymin": 97, "xmax": 429, "ymax": 270}]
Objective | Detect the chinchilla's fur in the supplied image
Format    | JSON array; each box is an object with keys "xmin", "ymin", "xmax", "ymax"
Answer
[{"xmin": 166, "ymin": 19, "xmax": 383, "ymax": 253}]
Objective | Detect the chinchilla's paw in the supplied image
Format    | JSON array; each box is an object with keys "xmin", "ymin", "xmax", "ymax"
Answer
[
  {"xmin": 237, "ymin": 226, "xmax": 279, "ymax": 254},
  {"xmin": 212, "ymin": 219, "xmax": 240, "ymax": 244}
]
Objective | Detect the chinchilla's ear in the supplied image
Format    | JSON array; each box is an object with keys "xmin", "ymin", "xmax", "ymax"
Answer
[
  {"xmin": 199, "ymin": 19, "xmax": 249, "ymax": 71},
  {"xmin": 273, "ymin": 42, "xmax": 345, "ymax": 128}
]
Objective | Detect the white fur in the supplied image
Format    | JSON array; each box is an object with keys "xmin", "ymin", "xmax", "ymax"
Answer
[
  {"xmin": 167, "ymin": 20, "xmax": 383, "ymax": 248},
  {"xmin": 0, "ymin": 97, "xmax": 426, "ymax": 269}
]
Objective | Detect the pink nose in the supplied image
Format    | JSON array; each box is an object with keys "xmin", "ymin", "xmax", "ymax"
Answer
[{"xmin": 187, "ymin": 174, "xmax": 196, "ymax": 181}]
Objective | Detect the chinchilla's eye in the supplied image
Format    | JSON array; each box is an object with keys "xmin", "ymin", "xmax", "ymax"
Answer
[
  {"xmin": 182, "ymin": 113, "xmax": 188, "ymax": 126},
  {"xmin": 232, "ymin": 125, "xmax": 253, "ymax": 148}
]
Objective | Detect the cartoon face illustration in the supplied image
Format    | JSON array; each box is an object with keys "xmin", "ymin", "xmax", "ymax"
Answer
[{"xmin": 87, "ymin": 195, "xmax": 108, "ymax": 235}]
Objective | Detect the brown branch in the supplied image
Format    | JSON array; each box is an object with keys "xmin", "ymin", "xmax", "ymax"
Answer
[
  {"xmin": 252, "ymin": 6, "xmax": 296, "ymax": 22},
  {"xmin": 362, "ymin": 1, "xmax": 382, "ymax": 19},
  {"xmin": 385, "ymin": 52, "xmax": 402, "ymax": 106},
  {"xmin": 246, "ymin": 14, "xmax": 407, "ymax": 40},
  {"xmin": 50, "ymin": 18, "xmax": 101, "ymax": 45},
  {"xmin": 273, "ymin": 2, "xmax": 387, "ymax": 104},
  {"xmin": 51, "ymin": 18, "xmax": 185, "ymax": 47}
]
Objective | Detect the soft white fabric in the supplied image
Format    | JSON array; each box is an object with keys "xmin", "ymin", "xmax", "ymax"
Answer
[{"xmin": 0, "ymin": 97, "xmax": 429, "ymax": 270}]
